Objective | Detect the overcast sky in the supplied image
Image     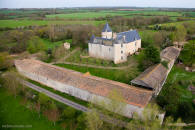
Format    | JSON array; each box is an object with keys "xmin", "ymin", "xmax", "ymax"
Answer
[{"xmin": 0, "ymin": 0, "xmax": 195, "ymax": 8}]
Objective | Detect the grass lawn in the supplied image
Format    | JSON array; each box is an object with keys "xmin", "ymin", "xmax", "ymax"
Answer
[
  {"xmin": 0, "ymin": 87, "xmax": 63, "ymax": 130},
  {"xmin": 40, "ymin": 38, "xmax": 64, "ymax": 50},
  {"xmin": 0, "ymin": 20, "xmax": 105, "ymax": 28},
  {"xmin": 40, "ymin": 38, "xmax": 73, "ymax": 50},
  {"xmin": 55, "ymin": 62, "xmax": 140, "ymax": 84},
  {"xmin": 65, "ymin": 49, "xmax": 140, "ymax": 67}
]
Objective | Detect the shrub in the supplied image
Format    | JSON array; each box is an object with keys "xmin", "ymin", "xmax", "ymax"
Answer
[{"xmin": 161, "ymin": 60, "xmax": 168, "ymax": 69}]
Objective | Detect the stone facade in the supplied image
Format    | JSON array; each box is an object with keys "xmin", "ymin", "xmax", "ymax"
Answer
[{"xmin": 88, "ymin": 23, "xmax": 141, "ymax": 64}]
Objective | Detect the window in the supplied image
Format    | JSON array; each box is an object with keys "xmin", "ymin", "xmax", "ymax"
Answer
[
  {"xmin": 109, "ymin": 48, "xmax": 111, "ymax": 52},
  {"xmin": 121, "ymin": 44, "xmax": 123, "ymax": 48},
  {"xmin": 121, "ymin": 56, "xmax": 123, "ymax": 60},
  {"xmin": 121, "ymin": 50, "xmax": 123, "ymax": 54},
  {"xmin": 135, "ymin": 42, "xmax": 137, "ymax": 46}
]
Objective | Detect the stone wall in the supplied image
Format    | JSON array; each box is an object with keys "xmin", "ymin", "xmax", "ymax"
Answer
[
  {"xmin": 88, "ymin": 39, "xmax": 141, "ymax": 64},
  {"xmin": 101, "ymin": 32, "xmax": 112, "ymax": 39},
  {"xmin": 88, "ymin": 43, "xmax": 114, "ymax": 61},
  {"xmin": 16, "ymin": 64, "xmax": 143, "ymax": 118}
]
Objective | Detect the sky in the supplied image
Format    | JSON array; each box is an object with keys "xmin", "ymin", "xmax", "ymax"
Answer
[{"xmin": 0, "ymin": 0, "xmax": 195, "ymax": 8}]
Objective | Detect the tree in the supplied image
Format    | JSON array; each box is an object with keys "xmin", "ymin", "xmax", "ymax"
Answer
[
  {"xmin": 163, "ymin": 116, "xmax": 183, "ymax": 130},
  {"xmin": 43, "ymin": 101, "xmax": 60, "ymax": 126},
  {"xmin": 27, "ymin": 36, "xmax": 46, "ymax": 54},
  {"xmin": 127, "ymin": 104, "xmax": 183, "ymax": 130},
  {"xmin": 2, "ymin": 70, "xmax": 21, "ymax": 98},
  {"xmin": 138, "ymin": 45, "xmax": 160, "ymax": 71},
  {"xmin": 85, "ymin": 89, "xmax": 126, "ymax": 130},
  {"xmin": 62, "ymin": 107, "xmax": 77, "ymax": 129},
  {"xmin": 156, "ymin": 82, "xmax": 182, "ymax": 117},
  {"xmin": 128, "ymin": 104, "xmax": 161, "ymax": 130},
  {"xmin": 34, "ymin": 101, "xmax": 41, "ymax": 118},
  {"xmin": 38, "ymin": 93, "xmax": 50, "ymax": 109},
  {"xmin": 85, "ymin": 108, "xmax": 103, "ymax": 130},
  {"xmin": 52, "ymin": 45, "xmax": 67, "ymax": 61},
  {"xmin": 0, "ymin": 52, "xmax": 13, "ymax": 70},
  {"xmin": 173, "ymin": 25, "xmax": 187, "ymax": 42},
  {"xmin": 179, "ymin": 40, "xmax": 195, "ymax": 66}
]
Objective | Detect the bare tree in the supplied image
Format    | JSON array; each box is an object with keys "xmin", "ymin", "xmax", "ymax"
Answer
[
  {"xmin": 86, "ymin": 108, "xmax": 103, "ymax": 130},
  {"xmin": 85, "ymin": 88, "xmax": 126, "ymax": 130},
  {"xmin": 44, "ymin": 101, "xmax": 60, "ymax": 126},
  {"xmin": 2, "ymin": 70, "xmax": 21, "ymax": 98},
  {"xmin": 34, "ymin": 101, "xmax": 41, "ymax": 118}
]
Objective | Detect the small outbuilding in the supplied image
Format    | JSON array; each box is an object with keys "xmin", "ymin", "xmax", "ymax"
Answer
[{"xmin": 64, "ymin": 42, "xmax": 70, "ymax": 50}]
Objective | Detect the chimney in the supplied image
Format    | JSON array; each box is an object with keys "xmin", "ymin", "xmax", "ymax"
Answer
[{"xmin": 123, "ymin": 35, "xmax": 126, "ymax": 41}]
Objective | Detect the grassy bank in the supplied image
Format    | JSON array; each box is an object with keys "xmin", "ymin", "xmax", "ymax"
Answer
[{"xmin": 0, "ymin": 87, "xmax": 63, "ymax": 130}]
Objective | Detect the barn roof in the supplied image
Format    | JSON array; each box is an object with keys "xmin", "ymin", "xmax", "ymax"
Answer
[
  {"xmin": 131, "ymin": 64, "xmax": 168, "ymax": 90},
  {"xmin": 160, "ymin": 46, "xmax": 180, "ymax": 61},
  {"xmin": 15, "ymin": 59, "xmax": 153, "ymax": 108}
]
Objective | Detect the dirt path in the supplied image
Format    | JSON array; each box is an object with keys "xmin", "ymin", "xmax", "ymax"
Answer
[
  {"xmin": 22, "ymin": 80, "xmax": 127, "ymax": 128},
  {"xmin": 50, "ymin": 47, "xmax": 134, "ymax": 70},
  {"xmin": 50, "ymin": 48, "xmax": 80, "ymax": 64},
  {"xmin": 52, "ymin": 61, "xmax": 134, "ymax": 70}
]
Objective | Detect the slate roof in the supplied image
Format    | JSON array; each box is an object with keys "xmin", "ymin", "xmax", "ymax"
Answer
[
  {"xmin": 116, "ymin": 30, "xmax": 141, "ymax": 43},
  {"xmin": 102, "ymin": 23, "xmax": 112, "ymax": 32},
  {"xmin": 90, "ymin": 30, "xmax": 141, "ymax": 45},
  {"xmin": 90, "ymin": 34, "xmax": 95, "ymax": 43},
  {"xmin": 131, "ymin": 64, "xmax": 168, "ymax": 90},
  {"xmin": 15, "ymin": 59, "xmax": 153, "ymax": 108}
]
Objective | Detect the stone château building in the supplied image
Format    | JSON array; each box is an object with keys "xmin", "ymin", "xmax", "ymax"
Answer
[{"xmin": 88, "ymin": 23, "xmax": 141, "ymax": 64}]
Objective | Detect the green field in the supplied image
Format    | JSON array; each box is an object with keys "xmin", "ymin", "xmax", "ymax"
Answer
[
  {"xmin": 46, "ymin": 10, "xmax": 182, "ymax": 19},
  {"xmin": 149, "ymin": 20, "xmax": 195, "ymax": 28},
  {"xmin": 0, "ymin": 88, "xmax": 63, "ymax": 130},
  {"xmin": 0, "ymin": 20, "xmax": 105, "ymax": 28},
  {"xmin": 46, "ymin": 12, "xmax": 126, "ymax": 19}
]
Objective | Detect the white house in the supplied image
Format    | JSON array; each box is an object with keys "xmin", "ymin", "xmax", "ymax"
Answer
[{"xmin": 88, "ymin": 23, "xmax": 141, "ymax": 64}]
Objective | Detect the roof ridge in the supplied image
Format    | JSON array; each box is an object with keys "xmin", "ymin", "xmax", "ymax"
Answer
[{"xmin": 140, "ymin": 64, "xmax": 163, "ymax": 80}]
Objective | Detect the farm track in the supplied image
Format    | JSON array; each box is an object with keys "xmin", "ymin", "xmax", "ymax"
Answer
[
  {"xmin": 52, "ymin": 61, "xmax": 134, "ymax": 70},
  {"xmin": 22, "ymin": 80, "xmax": 128, "ymax": 128}
]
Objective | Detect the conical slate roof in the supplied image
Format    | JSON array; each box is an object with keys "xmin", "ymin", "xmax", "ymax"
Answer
[
  {"xmin": 102, "ymin": 23, "xmax": 112, "ymax": 32},
  {"xmin": 90, "ymin": 34, "xmax": 95, "ymax": 43}
]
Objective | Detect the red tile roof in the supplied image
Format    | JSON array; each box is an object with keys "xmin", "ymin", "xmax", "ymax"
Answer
[{"xmin": 15, "ymin": 59, "xmax": 153, "ymax": 108}]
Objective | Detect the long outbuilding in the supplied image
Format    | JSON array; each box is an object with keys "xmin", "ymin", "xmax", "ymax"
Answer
[
  {"xmin": 131, "ymin": 46, "xmax": 181, "ymax": 95},
  {"xmin": 15, "ymin": 59, "xmax": 153, "ymax": 118}
]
